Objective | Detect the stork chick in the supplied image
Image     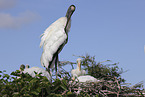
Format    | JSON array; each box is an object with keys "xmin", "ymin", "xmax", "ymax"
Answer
[{"xmin": 71, "ymin": 58, "xmax": 86, "ymax": 79}]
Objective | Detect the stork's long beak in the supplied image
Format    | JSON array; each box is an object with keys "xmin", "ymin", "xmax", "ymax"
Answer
[
  {"xmin": 78, "ymin": 62, "xmax": 81, "ymax": 71},
  {"xmin": 65, "ymin": 5, "xmax": 75, "ymax": 30}
]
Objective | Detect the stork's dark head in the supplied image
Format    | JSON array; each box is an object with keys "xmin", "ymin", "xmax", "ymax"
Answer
[
  {"xmin": 20, "ymin": 64, "xmax": 25, "ymax": 71},
  {"xmin": 65, "ymin": 5, "xmax": 75, "ymax": 20}
]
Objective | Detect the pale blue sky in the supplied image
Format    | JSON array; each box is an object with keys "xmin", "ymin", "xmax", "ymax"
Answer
[{"xmin": 0, "ymin": 0, "xmax": 145, "ymax": 86}]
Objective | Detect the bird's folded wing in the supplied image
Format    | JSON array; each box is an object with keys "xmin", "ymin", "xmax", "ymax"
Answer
[
  {"xmin": 40, "ymin": 17, "xmax": 67, "ymax": 48},
  {"xmin": 40, "ymin": 17, "xmax": 68, "ymax": 68}
]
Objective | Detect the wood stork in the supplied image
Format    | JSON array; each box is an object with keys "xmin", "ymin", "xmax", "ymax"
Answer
[
  {"xmin": 19, "ymin": 64, "xmax": 25, "ymax": 71},
  {"xmin": 76, "ymin": 75, "xmax": 100, "ymax": 83},
  {"xmin": 17, "ymin": 64, "xmax": 26, "ymax": 79},
  {"xmin": 23, "ymin": 65, "xmax": 51, "ymax": 81},
  {"xmin": 73, "ymin": 75, "xmax": 100, "ymax": 95},
  {"xmin": 71, "ymin": 58, "xmax": 86, "ymax": 79},
  {"xmin": 70, "ymin": 58, "xmax": 100, "ymax": 83},
  {"xmin": 40, "ymin": 5, "xmax": 75, "ymax": 77}
]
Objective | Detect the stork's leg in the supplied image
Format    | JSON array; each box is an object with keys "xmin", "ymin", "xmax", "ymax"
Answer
[
  {"xmin": 46, "ymin": 68, "xmax": 52, "ymax": 83},
  {"xmin": 55, "ymin": 53, "xmax": 58, "ymax": 79},
  {"xmin": 57, "ymin": 55, "xmax": 60, "ymax": 75}
]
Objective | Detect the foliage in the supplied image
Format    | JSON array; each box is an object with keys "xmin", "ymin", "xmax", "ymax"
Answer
[
  {"xmin": 0, "ymin": 55, "xmax": 144, "ymax": 97},
  {"xmin": 0, "ymin": 70, "xmax": 76, "ymax": 97},
  {"xmin": 81, "ymin": 55, "xmax": 125, "ymax": 83}
]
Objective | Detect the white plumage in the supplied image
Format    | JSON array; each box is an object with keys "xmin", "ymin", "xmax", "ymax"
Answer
[
  {"xmin": 71, "ymin": 58, "xmax": 86, "ymax": 78},
  {"xmin": 40, "ymin": 17, "xmax": 68, "ymax": 68},
  {"xmin": 69, "ymin": 58, "xmax": 100, "ymax": 95},
  {"xmin": 71, "ymin": 58, "xmax": 100, "ymax": 83},
  {"xmin": 40, "ymin": 5, "xmax": 75, "ymax": 70},
  {"xmin": 72, "ymin": 75, "xmax": 100, "ymax": 95},
  {"xmin": 23, "ymin": 67, "xmax": 51, "ymax": 81},
  {"xmin": 76, "ymin": 75, "xmax": 100, "ymax": 83}
]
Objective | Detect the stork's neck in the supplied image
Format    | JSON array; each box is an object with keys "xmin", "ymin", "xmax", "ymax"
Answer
[{"xmin": 65, "ymin": 19, "xmax": 71, "ymax": 33}]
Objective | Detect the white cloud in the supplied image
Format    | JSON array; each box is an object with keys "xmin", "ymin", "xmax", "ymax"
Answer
[
  {"xmin": 0, "ymin": 0, "xmax": 40, "ymax": 29},
  {"xmin": 0, "ymin": 11, "xmax": 40, "ymax": 28},
  {"xmin": 0, "ymin": 0, "xmax": 17, "ymax": 10}
]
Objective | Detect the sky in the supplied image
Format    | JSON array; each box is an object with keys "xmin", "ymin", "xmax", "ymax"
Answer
[{"xmin": 0, "ymin": 0, "xmax": 145, "ymax": 86}]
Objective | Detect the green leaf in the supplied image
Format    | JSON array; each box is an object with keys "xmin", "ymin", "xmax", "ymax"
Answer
[
  {"xmin": 52, "ymin": 85, "xmax": 60, "ymax": 92},
  {"xmin": 12, "ymin": 92, "xmax": 19, "ymax": 96},
  {"xmin": 60, "ymin": 84, "xmax": 67, "ymax": 91},
  {"xmin": 3, "ymin": 74, "xmax": 10, "ymax": 79},
  {"xmin": 3, "ymin": 70, "xmax": 6, "ymax": 72},
  {"xmin": 31, "ymin": 91, "xmax": 39, "ymax": 95},
  {"xmin": 62, "ymin": 79, "xmax": 67, "ymax": 86}
]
